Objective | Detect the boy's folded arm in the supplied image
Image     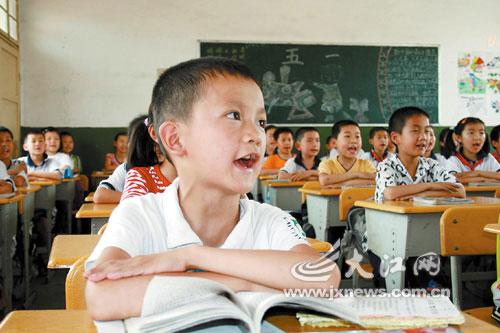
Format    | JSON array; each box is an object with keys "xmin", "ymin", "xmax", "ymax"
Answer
[
  {"xmin": 27, "ymin": 171, "xmax": 61, "ymax": 180},
  {"xmin": 93, "ymin": 187, "xmax": 122, "ymax": 203},
  {"xmin": 278, "ymin": 171, "xmax": 290, "ymax": 179},
  {"xmin": 0, "ymin": 180, "xmax": 13, "ymax": 193},
  {"xmin": 475, "ymin": 171, "xmax": 500, "ymax": 181},
  {"xmin": 383, "ymin": 183, "xmax": 431, "ymax": 200},
  {"xmin": 319, "ymin": 172, "xmax": 354, "ymax": 186}
]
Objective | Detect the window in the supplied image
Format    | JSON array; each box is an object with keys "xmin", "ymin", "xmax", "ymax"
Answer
[{"xmin": 0, "ymin": 0, "xmax": 17, "ymax": 42}]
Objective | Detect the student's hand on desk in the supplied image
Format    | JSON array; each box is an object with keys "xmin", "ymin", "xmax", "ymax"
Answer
[
  {"xmin": 289, "ymin": 172, "xmax": 309, "ymax": 181},
  {"xmin": 429, "ymin": 182, "xmax": 462, "ymax": 193},
  {"xmin": 85, "ymin": 251, "xmax": 188, "ymax": 282}
]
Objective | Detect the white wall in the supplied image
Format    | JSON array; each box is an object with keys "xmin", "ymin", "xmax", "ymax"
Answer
[{"xmin": 20, "ymin": 0, "xmax": 500, "ymax": 127}]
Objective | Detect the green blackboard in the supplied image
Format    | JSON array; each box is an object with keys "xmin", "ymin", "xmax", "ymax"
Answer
[{"xmin": 200, "ymin": 42, "xmax": 438, "ymax": 125}]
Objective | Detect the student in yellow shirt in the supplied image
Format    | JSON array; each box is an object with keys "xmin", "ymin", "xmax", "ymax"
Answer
[
  {"xmin": 318, "ymin": 120, "xmax": 376, "ymax": 187},
  {"xmin": 260, "ymin": 127, "xmax": 294, "ymax": 175}
]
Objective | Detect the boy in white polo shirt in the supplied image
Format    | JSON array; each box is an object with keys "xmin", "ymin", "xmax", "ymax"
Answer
[
  {"xmin": 18, "ymin": 130, "xmax": 62, "ymax": 181},
  {"xmin": 278, "ymin": 127, "xmax": 321, "ymax": 181},
  {"xmin": 85, "ymin": 57, "xmax": 340, "ymax": 321}
]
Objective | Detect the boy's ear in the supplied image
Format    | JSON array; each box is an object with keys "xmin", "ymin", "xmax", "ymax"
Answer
[
  {"xmin": 390, "ymin": 132, "xmax": 400, "ymax": 146},
  {"xmin": 22, "ymin": 143, "xmax": 28, "ymax": 152},
  {"xmin": 158, "ymin": 121, "xmax": 186, "ymax": 158},
  {"xmin": 148, "ymin": 125, "xmax": 158, "ymax": 143}
]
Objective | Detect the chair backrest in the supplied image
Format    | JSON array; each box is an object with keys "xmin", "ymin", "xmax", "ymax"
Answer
[
  {"xmin": 339, "ymin": 187, "xmax": 375, "ymax": 220},
  {"xmin": 97, "ymin": 223, "xmax": 108, "ymax": 235},
  {"xmin": 65, "ymin": 255, "xmax": 88, "ymax": 310},
  {"xmin": 440, "ymin": 206, "xmax": 499, "ymax": 256},
  {"xmin": 307, "ymin": 237, "xmax": 332, "ymax": 252}
]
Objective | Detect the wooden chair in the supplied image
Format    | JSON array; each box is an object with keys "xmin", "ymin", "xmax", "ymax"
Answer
[
  {"xmin": 465, "ymin": 307, "xmax": 499, "ymax": 326},
  {"xmin": 307, "ymin": 237, "xmax": 332, "ymax": 252},
  {"xmin": 65, "ymin": 255, "xmax": 88, "ymax": 310},
  {"xmin": 97, "ymin": 223, "xmax": 108, "ymax": 235},
  {"xmin": 440, "ymin": 206, "xmax": 499, "ymax": 308},
  {"xmin": 338, "ymin": 187, "xmax": 375, "ymax": 221}
]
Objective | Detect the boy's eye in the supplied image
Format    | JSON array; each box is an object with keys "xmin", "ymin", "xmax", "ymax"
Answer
[
  {"xmin": 226, "ymin": 111, "xmax": 241, "ymax": 120},
  {"xmin": 258, "ymin": 119, "xmax": 266, "ymax": 128}
]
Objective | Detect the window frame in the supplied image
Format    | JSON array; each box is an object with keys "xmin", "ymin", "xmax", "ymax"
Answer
[{"xmin": 0, "ymin": 0, "xmax": 18, "ymax": 45}]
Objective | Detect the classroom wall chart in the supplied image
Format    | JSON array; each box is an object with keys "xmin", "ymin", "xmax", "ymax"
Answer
[{"xmin": 458, "ymin": 52, "xmax": 500, "ymax": 123}]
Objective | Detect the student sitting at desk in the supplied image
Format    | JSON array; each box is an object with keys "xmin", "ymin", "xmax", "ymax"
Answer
[
  {"xmin": 121, "ymin": 114, "xmax": 176, "ymax": 201},
  {"xmin": 18, "ymin": 130, "xmax": 62, "ymax": 181},
  {"xmin": 61, "ymin": 131, "xmax": 82, "ymax": 175},
  {"xmin": 264, "ymin": 124, "xmax": 277, "ymax": 159},
  {"xmin": 375, "ymin": 107, "xmax": 465, "ymax": 202},
  {"xmin": 318, "ymin": 120, "xmax": 376, "ymax": 187},
  {"xmin": 444, "ymin": 117, "xmax": 500, "ymax": 184},
  {"xmin": 43, "ymin": 127, "xmax": 74, "ymax": 173},
  {"xmin": 93, "ymin": 163, "xmax": 127, "ymax": 203},
  {"xmin": 0, "ymin": 126, "xmax": 27, "ymax": 187},
  {"xmin": 0, "ymin": 160, "xmax": 15, "ymax": 194},
  {"xmin": 104, "ymin": 132, "xmax": 128, "ymax": 172},
  {"xmin": 260, "ymin": 127, "xmax": 294, "ymax": 175},
  {"xmin": 278, "ymin": 127, "xmax": 320, "ymax": 181},
  {"xmin": 489, "ymin": 125, "xmax": 500, "ymax": 163},
  {"xmin": 85, "ymin": 57, "xmax": 339, "ymax": 321},
  {"xmin": 360, "ymin": 127, "xmax": 391, "ymax": 168}
]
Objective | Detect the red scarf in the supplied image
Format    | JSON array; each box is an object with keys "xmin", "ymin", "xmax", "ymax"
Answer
[
  {"xmin": 493, "ymin": 151, "xmax": 500, "ymax": 164},
  {"xmin": 371, "ymin": 150, "xmax": 386, "ymax": 163},
  {"xmin": 454, "ymin": 152, "xmax": 483, "ymax": 171}
]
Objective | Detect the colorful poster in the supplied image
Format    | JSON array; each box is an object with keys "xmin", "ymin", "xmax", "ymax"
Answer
[{"xmin": 458, "ymin": 52, "xmax": 500, "ymax": 121}]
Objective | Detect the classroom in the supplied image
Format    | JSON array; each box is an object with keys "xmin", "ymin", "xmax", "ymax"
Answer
[{"xmin": 0, "ymin": 0, "xmax": 500, "ymax": 332}]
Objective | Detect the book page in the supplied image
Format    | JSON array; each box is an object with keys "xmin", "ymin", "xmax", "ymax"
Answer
[
  {"xmin": 333, "ymin": 296, "xmax": 463, "ymax": 319},
  {"xmin": 126, "ymin": 295, "xmax": 254, "ymax": 333}
]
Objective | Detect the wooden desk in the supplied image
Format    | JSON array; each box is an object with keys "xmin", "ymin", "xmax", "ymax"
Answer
[
  {"xmin": 17, "ymin": 185, "xmax": 42, "ymax": 307},
  {"xmin": 0, "ymin": 310, "xmax": 494, "ymax": 333},
  {"xmin": 355, "ymin": 196, "xmax": 500, "ymax": 291},
  {"xmin": 258, "ymin": 175, "xmax": 276, "ymax": 204},
  {"xmin": 298, "ymin": 186, "xmax": 342, "ymax": 241},
  {"xmin": 84, "ymin": 192, "xmax": 94, "ymax": 202},
  {"xmin": 0, "ymin": 194, "xmax": 23, "ymax": 312},
  {"xmin": 465, "ymin": 185, "xmax": 500, "ymax": 198},
  {"xmin": 90, "ymin": 170, "xmax": 111, "ymax": 191},
  {"xmin": 48, "ymin": 235, "xmax": 100, "ymax": 269},
  {"xmin": 264, "ymin": 180, "xmax": 307, "ymax": 211},
  {"xmin": 0, "ymin": 310, "xmax": 97, "ymax": 333},
  {"xmin": 76, "ymin": 203, "xmax": 117, "ymax": 234}
]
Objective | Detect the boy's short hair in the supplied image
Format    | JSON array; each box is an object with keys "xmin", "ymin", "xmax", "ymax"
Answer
[
  {"xmin": 491, "ymin": 125, "xmax": 500, "ymax": 142},
  {"xmin": 388, "ymin": 106, "xmax": 429, "ymax": 134},
  {"xmin": 331, "ymin": 120, "xmax": 359, "ymax": 139},
  {"xmin": 114, "ymin": 132, "xmax": 127, "ymax": 141},
  {"xmin": 0, "ymin": 126, "xmax": 13, "ymax": 139},
  {"xmin": 24, "ymin": 129, "xmax": 44, "ymax": 143},
  {"xmin": 368, "ymin": 127, "xmax": 388, "ymax": 139},
  {"xmin": 150, "ymin": 57, "xmax": 259, "ymax": 138},
  {"xmin": 273, "ymin": 127, "xmax": 294, "ymax": 141},
  {"xmin": 295, "ymin": 127, "xmax": 319, "ymax": 142},
  {"xmin": 265, "ymin": 125, "xmax": 277, "ymax": 133}
]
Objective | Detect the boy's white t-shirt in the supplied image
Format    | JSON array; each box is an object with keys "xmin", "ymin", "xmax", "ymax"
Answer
[
  {"xmin": 48, "ymin": 152, "xmax": 74, "ymax": 169},
  {"xmin": 86, "ymin": 178, "xmax": 309, "ymax": 269},
  {"xmin": 17, "ymin": 154, "xmax": 62, "ymax": 174},
  {"xmin": 446, "ymin": 153, "xmax": 500, "ymax": 173},
  {"xmin": 98, "ymin": 163, "xmax": 127, "ymax": 192},
  {"xmin": 0, "ymin": 160, "xmax": 15, "ymax": 190}
]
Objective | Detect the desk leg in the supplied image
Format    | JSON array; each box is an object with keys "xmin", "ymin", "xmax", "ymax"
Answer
[
  {"xmin": 306, "ymin": 195, "xmax": 341, "ymax": 241},
  {"xmin": 91, "ymin": 218, "xmax": 108, "ymax": 235},
  {"xmin": 0, "ymin": 202, "xmax": 18, "ymax": 312},
  {"xmin": 22, "ymin": 192, "xmax": 35, "ymax": 307},
  {"xmin": 365, "ymin": 210, "xmax": 441, "ymax": 291}
]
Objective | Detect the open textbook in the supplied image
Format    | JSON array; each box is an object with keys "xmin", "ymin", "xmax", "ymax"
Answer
[{"xmin": 107, "ymin": 276, "xmax": 464, "ymax": 333}]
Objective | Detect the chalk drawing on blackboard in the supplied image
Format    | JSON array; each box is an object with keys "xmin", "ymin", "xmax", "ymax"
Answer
[
  {"xmin": 313, "ymin": 82, "xmax": 343, "ymax": 122},
  {"xmin": 262, "ymin": 65, "xmax": 316, "ymax": 121},
  {"xmin": 349, "ymin": 98, "xmax": 370, "ymax": 123}
]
